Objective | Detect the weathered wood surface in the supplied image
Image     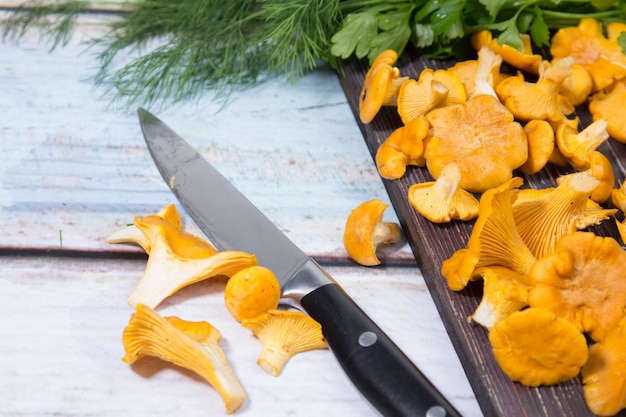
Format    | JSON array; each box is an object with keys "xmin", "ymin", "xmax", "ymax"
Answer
[
  {"xmin": 0, "ymin": 256, "xmax": 479, "ymax": 417},
  {"xmin": 338, "ymin": 47, "xmax": 626, "ymax": 417},
  {"xmin": 0, "ymin": 9, "xmax": 482, "ymax": 417},
  {"xmin": 0, "ymin": 12, "xmax": 408, "ymax": 262}
]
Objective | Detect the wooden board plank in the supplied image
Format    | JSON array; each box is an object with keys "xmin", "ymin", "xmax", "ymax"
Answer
[
  {"xmin": 0, "ymin": 21, "xmax": 415, "ymax": 264},
  {"xmin": 0, "ymin": 255, "xmax": 481, "ymax": 417},
  {"xmin": 338, "ymin": 50, "xmax": 626, "ymax": 417}
]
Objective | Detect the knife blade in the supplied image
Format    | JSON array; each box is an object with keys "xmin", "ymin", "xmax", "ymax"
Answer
[{"xmin": 138, "ymin": 108, "xmax": 462, "ymax": 417}]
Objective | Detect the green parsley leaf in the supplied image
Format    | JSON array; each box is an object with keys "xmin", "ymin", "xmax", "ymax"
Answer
[
  {"xmin": 368, "ymin": 21, "xmax": 412, "ymax": 62},
  {"xmin": 414, "ymin": 23, "xmax": 435, "ymax": 48},
  {"xmin": 478, "ymin": 0, "xmax": 508, "ymax": 17},
  {"xmin": 330, "ymin": 10, "xmax": 379, "ymax": 59},
  {"xmin": 618, "ymin": 32, "xmax": 626, "ymax": 54},
  {"xmin": 529, "ymin": 7, "xmax": 551, "ymax": 47}
]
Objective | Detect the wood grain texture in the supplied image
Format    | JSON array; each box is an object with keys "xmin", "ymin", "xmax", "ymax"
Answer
[
  {"xmin": 0, "ymin": 255, "xmax": 481, "ymax": 417},
  {"xmin": 0, "ymin": 10, "xmax": 484, "ymax": 417},
  {"xmin": 0, "ymin": 18, "xmax": 415, "ymax": 265},
  {"xmin": 338, "ymin": 49, "xmax": 626, "ymax": 417}
]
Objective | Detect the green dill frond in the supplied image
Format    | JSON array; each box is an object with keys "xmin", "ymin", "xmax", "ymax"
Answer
[
  {"xmin": 90, "ymin": 0, "xmax": 342, "ymax": 108},
  {"xmin": 1, "ymin": 0, "xmax": 89, "ymax": 50}
]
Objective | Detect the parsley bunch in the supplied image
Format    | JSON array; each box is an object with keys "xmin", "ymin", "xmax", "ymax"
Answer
[
  {"xmin": 3, "ymin": 0, "xmax": 626, "ymax": 108},
  {"xmin": 331, "ymin": 0, "xmax": 626, "ymax": 61}
]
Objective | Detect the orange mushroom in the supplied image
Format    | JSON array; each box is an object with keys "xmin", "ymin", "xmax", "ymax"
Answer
[
  {"xmin": 407, "ymin": 161, "xmax": 479, "ymax": 223},
  {"xmin": 582, "ymin": 316, "xmax": 626, "ymax": 416},
  {"xmin": 488, "ymin": 307, "xmax": 588, "ymax": 387},
  {"xmin": 242, "ymin": 309, "xmax": 327, "ymax": 376},
  {"xmin": 375, "ymin": 116, "xmax": 428, "ymax": 180},
  {"xmin": 472, "ymin": 29, "xmax": 542, "ymax": 74},
  {"xmin": 495, "ymin": 58, "xmax": 575, "ymax": 123},
  {"xmin": 343, "ymin": 199, "xmax": 402, "ymax": 266},
  {"xmin": 396, "ymin": 68, "xmax": 466, "ymax": 124},
  {"xmin": 528, "ymin": 231, "xmax": 626, "ymax": 342},
  {"xmin": 589, "ymin": 80, "xmax": 626, "ymax": 143},
  {"xmin": 359, "ymin": 49, "xmax": 409, "ymax": 123},
  {"xmin": 550, "ymin": 18, "xmax": 626, "ymax": 92},
  {"xmin": 424, "ymin": 93, "xmax": 527, "ymax": 193},
  {"xmin": 440, "ymin": 178, "xmax": 536, "ymax": 291},
  {"xmin": 223, "ymin": 265, "xmax": 281, "ymax": 322},
  {"xmin": 122, "ymin": 304, "xmax": 246, "ymax": 414}
]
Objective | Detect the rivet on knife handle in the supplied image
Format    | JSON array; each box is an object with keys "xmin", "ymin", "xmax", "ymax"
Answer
[{"xmin": 291, "ymin": 259, "xmax": 462, "ymax": 417}]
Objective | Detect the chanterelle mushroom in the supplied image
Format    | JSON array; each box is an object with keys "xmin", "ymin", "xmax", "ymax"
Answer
[
  {"xmin": 555, "ymin": 118, "xmax": 610, "ymax": 170},
  {"xmin": 495, "ymin": 57, "xmax": 575, "ymax": 123},
  {"xmin": 375, "ymin": 116, "xmax": 428, "ymax": 180},
  {"xmin": 242, "ymin": 309, "xmax": 327, "ymax": 376},
  {"xmin": 126, "ymin": 214, "xmax": 257, "ymax": 308},
  {"xmin": 512, "ymin": 170, "xmax": 616, "ymax": 259},
  {"xmin": 122, "ymin": 304, "xmax": 246, "ymax": 414},
  {"xmin": 582, "ymin": 316, "xmax": 626, "ymax": 416},
  {"xmin": 518, "ymin": 119, "xmax": 555, "ymax": 175},
  {"xmin": 441, "ymin": 178, "xmax": 536, "ymax": 291},
  {"xmin": 359, "ymin": 49, "xmax": 409, "ymax": 123},
  {"xmin": 396, "ymin": 68, "xmax": 465, "ymax": 124},
  {"xmin": 612, "ymin": 180, "xmax": 626, "ymax": 212},
  {"xmin": 424, "ymin": 92, "xmax": 528, "ymax": 193},
  {"xmin": 343, "ymin": 199, "xmax": 402, "ymax": 266},
  {"xmin": 589, "ymin": 81, "xmax": 626, "ymax": 143},
  {"xmin": 407, "ymin": 161, "xmax": 479, "ymax": 223},
  {"xmin": 551, "ymin": 18, "xmax": 626, "ymax": 92},
  {"xmin": 472, "ymin": 29, "xmax": 542, "ymax": 74},
  {"xmin": 107, "ymin": 204, "xmax": 187, "ymax": 253},
  {"xmin": 488, "ymin": 307, "xmax": 588, "ymax": 387},
  {"xmin": 469, "ymin": 266, "xmax": 529, "ymax": 330},
  {"xmin": 223, "ymin": 265, "xmax": 281, "ymax": 322},
  {"xmin": 528, "ymin": 231, "xmax": 626, "ymax": 342}
]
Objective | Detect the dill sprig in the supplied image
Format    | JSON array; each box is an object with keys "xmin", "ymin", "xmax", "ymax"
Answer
[
  {"xmin": 4, "ymin": 0, "xmax": 626, "ymax": 109},
  {"xmin": 2, "ymin": 0, "xmax": 343, "ymax": 108},
  {"xmin": 1, "ymin": 0, "xmax": 90, "ymax": 49},
  {"xmin": 93, "ymin": 0, "xmax": 342, "ymax": 107}
]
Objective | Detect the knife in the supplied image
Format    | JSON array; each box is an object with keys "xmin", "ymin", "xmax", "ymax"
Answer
[{"xmin": 138, "ymin": 108, "xmax": 462, "ymax": 417}]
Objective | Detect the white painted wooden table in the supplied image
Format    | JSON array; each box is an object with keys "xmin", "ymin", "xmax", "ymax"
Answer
[{"xmin": 0, "ymin": 9, "xmax": 482, "ymax": 417}]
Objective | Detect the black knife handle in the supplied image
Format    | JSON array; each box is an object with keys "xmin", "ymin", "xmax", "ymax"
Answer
[{"xmin": 300, "ymin": 276, "xmax": 461, "ymax": 417}]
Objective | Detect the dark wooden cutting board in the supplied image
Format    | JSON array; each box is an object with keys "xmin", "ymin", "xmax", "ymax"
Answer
[{"xmin": 338, "ymin": 49, "xmax": 626, "ymax": 417}]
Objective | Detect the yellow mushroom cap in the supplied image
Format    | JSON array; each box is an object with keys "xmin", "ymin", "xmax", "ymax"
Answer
[
  {"xmin": 495, "ymin": 58, "xmax": 574, "ymax": 123},
  {"xmin": 375, "ymin": 116, "xmax": 428, "ymax": 180},
  {"xmin": 343, "ymin": 199, "xmax": 402, "ymax": 266},
  {"xmin": 242, "ymin": 309, "xmax": 327, "ymax": 377},
  {"xmin": 528, "ymin": 231, "xmax": 626, "ymax": 342},
  {"xmin": 472, "ymin": 29, "xmax": 542, "ymax": 74},
  {"xmin": 126, "ymin": 214, "xmax": 257, "ymax": 308},
  {"xmin": 519, "ymin": 119, "xmax": 555, "ymax": 175},
  {"xmin": 122, "ymin": 304, "xmax": 246, "ymax": 414},
  {"xmin": 512, "ymin": 170, "xmax": 616, "ymax": 259},
  {"xmin": 396, "ymin": 68, "xmax": 466, "ymax": 124},
  {"xmin": 559, "ymin": 62, "xmax": 593, "ymax": 107},
  {"xmin": 488, "ymin": 307, "xmax": 588, "ymax": 387},
  {"xmin": 589, "ymin": 81, "xmax": 626, "ymax": 144},
  {"xmin": 107, "ymin": 204, "xmax": 186, "ymax": 253},
  {"xmin": 612, "ymin": 180, "xmax": 626, "ymax": 212},
  {"xmin": 440, "ymin": 178, "xmax": 536, "ymax": 290},
  {"xmin": 359, "ymin": 49, "xmax": 408, "ymax": 124},
  {"xmin": 556, "ymin": 118, "xmax": 610, "ymax": 170},
  {"xmin": 588, "ymin": 151, "xmax": 616, "ymax": 204},
  {"xmin": 469, "ymin": 266, "xmax": 529, "ymax": 329},
  {"xmin": 551, "ymin": 18, "xmax": 626, "ymax": 92},
  {"xmin": 223, "ymin": 265, "xmax": 281, "ymax": 322},
  {"xmin": 408, "ymin": 161, "xmax": 479, "ymax": 223},
  {"xmin": 424, "ymin": 94, "xmax": 528, "ymax": 193},
  {"xmin": 582, "ymin": 316, "xmax": 626, "ymax": 417}
]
